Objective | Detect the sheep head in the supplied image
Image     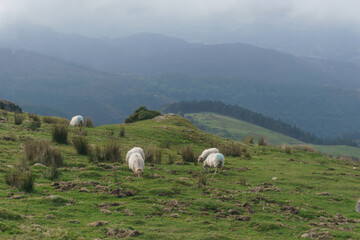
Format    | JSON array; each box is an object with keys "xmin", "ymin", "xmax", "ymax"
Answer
[
  {"xmin": 197, "ymin": 156, "xmax": 203, "ymax": 163},
  {"xmin": 136, "ymin": 169, "xmax": 143, "ymax": 178}
]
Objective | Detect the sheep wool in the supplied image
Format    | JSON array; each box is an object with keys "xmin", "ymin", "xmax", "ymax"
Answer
[
  {"xmin": 128, "ymin": 152, "xmax": 145, "ymax": 177},
  {"xmin": 69, "ymin": 115, "xmax": 84, "ymax": 126},
  {"xmin": 126, "ymin": 147, "xmax": 145, "ymax": 164},
  {"xmin": 198, "ymin": 148, "xmax": 219, "ymax": 162},
  {"xmin": 203, "ymin": 153, "xmax": 225, "ymax": 174}
]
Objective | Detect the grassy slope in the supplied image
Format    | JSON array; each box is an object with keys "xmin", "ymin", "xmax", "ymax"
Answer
[
  {"xmin": 0, "ymin": 112, "xmax": 359, "ymax": 239},
  {"xmin": 185, "ymin": 112, "xmax": 304, "ymax": 145},
  {"xmin": 185, "ymin": 112, "xmax": 360, "ymax": 158}
]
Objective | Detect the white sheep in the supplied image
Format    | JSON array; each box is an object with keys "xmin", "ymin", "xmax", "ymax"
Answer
[
  {"xmin": 69, "ymin": 115, "xmax": 84, "ymax": 126},
  {"xmin": 197, "ymin": 148, "xmax": 219, "ymax": 162},
  {"xmin": 202, "ymin": 153, "xmax": 225, "ymax": 175},
  {"xmin": 126, "ymin": 147, "xmax": 145, "ymax": 164},
  {"xmin": 128, "ymin": 152, "xmax": 145, "ymax": 177}
]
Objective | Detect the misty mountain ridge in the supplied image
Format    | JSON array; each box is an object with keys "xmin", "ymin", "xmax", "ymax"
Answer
[{"xmin": 2, "ymin": 22, "xmax": 360, "ymax": 89}]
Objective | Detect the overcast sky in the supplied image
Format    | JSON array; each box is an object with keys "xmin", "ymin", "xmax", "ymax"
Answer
[{"xmin": 0, "ymin": 0, "xmax": 359, "ymax": 40}]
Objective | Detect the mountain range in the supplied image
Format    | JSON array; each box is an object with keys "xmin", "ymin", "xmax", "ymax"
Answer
[{"xmin": 1, "ymin": 22, "xmax": 360, "ymax": 139}]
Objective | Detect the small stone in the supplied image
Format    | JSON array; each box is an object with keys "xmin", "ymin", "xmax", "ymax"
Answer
[
  {"xmin": 69, "ymin": 220, "xmax": 80, "ymax": 224},
  {"xmin": 12, "ymin": 195, "xmax": 24, "ymax": 199},
  {"xmin": 49, "ymin": 195, "xmax": 60, "ymax": 199},
  {"xmin": 353, "ymin": 167, "xmax": 357, "ymax": 170},
  {"xmin": 272, "ymin": 177, "xmax": 278, "ymax": 181},
  {"xmin": 88, "ymin": 221, "xmax": 109, "ymax": 227},
  {"xmin": 228, "ymin": 209, "xmax": 239, "ymax": 215},
  {"xmin": 301, "ymin": 233, "xmax": 310, "ymax": 238},
  {"xmin": 34, "ymin": 163, "xmax": 47, "ymax": 167},
  {"xmin": 316, "ymin": 192, "xmax": 331, "ymax": 196},
  {"xmin": 46, "ymin": 214, "xmax": 54, "ymax": 219}
]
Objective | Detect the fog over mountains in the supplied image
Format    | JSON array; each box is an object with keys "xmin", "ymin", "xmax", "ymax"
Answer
[{"xmin": 1, "ymin": 22, "xmax": 360, "ymax": 139}]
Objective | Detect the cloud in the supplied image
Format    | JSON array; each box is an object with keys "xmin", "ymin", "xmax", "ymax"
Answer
[{"xmin": 0, "ymin": 0, "xmax": 359, "ymax": 38}]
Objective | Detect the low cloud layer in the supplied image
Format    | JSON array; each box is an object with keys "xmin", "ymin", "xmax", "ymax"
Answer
[{"xmin": 0, "ymin": 0, "xmax": 359, "ymax": 39}]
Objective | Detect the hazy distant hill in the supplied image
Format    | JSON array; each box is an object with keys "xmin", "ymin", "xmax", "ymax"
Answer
[
  {"xmin": 1, "ymin": 49, "xmax": 360, "ymax": 137},
  {"xmin": 0, "ymin": 49, "xmax": 169, "ymax": 124},
  {"xmin": 2, "ymin": 22, "xmax": 360, "ymax": 88}
]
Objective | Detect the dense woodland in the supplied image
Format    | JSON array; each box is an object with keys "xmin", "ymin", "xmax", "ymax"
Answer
[{"xmin": 162, "ymin": 100, "xmax": 357, "ymax": 146}]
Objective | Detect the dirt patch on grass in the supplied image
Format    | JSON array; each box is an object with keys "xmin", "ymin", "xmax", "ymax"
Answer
[{"xmin": 105, "ymin": 228, "xmax": 141, "ymax": 238}]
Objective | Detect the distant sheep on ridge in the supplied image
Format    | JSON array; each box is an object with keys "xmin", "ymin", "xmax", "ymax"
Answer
[{"xmin": 69, "ymin": 115, "xmax": 84, "ymax": 127}]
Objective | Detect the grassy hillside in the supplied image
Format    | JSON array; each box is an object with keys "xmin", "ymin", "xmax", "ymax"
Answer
[
  {"xmin": 185, "ymin": 112, "xmax": 360, "ymax": 159},
  {"xmin": 185, "ymin": 112, "xmax": 304, "ymax": 145},
  {"xmin": 0, "ymin": 111, "xmax": 359, "ymax": 239}
]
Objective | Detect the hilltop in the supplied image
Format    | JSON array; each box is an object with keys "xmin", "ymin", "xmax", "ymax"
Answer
[{"xmin": 0, "ymin": 110, "xmax": 359, "ymax": 239}]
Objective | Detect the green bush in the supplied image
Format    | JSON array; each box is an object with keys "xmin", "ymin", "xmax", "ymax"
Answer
[
  {"xmin": 144, "ymin": 146, "xmax": 156, "ymax": 163},
  {"xmin": 125, "ymin": 106, "xmax": 161, "ymax": 123},
  {"xmin": 42, "ymin": 116, "xmax": 58, "ymax": 124},
  {"xmin": 29, "ymin": 120, "xmax": 41, "ymax": 131}
]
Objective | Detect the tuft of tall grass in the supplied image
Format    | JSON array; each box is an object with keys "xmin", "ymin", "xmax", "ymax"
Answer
[
  {"xmin": 29, "ymin": 120, "xmax": 41, "ymax": 131},
  {"xmin": 5, "ymin": 169, "xmax": 34, "ymax": 192},
  {"xmin": 180, "ymin": 145, "xmax": 195, "ymax": 163},
  {"xmin": 52, "ymin": 125, "xmax": 68, "ymax": 144},
  {"xmin": 258, "ymin": 136, "xmax": 267, "ymax": 146},
  {"xmin": 156, "ymin": 148, "xmax": 162, "ymax": 164},
  {"xmin": 72, "ymin": 136, "xmax": 89, "ymax": 155},
  {"xmin": 25, "ymin": 139, "xmax": 63, "ymax": 167},
  {"xmin": 120, "ymin": 125, "xmax": 125, "ymax": 138},
  {"xmin": 145, "ymin": 146, "xmax": 156, "ymax": 163},
  {"xmin": 29, "ymin": 113, "xmax": 40, "ymax": 122},
  {"xmin": 244, "ymin": 135, "xmax": 254, "ymax": 144},
  {"xmin": 85, "ymin": 117, "xmax": 94, "ymax": 128},
  {"xmin": 42, "ymin": 116, "xmax": 58, "ymax": 124},
  {"xmin": 14, "ymin": 113, "xmax": 25, "ymax": 125},
  {"xmin": 103, "ymin": 141, "xmax": 122, "ymax": 162},
  {"xmin": 197, "ymin": 173, "xmax": 207, "ymax": 188}
]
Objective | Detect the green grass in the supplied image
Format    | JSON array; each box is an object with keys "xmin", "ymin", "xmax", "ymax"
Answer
[
  {"xmin": 0, "ymin": 111, "xmax": 359, "ymax": 239},
  {"xmin": 185, "ymin": 112, "xmax": 304, "ymax": 145},
  {"xmin": 185, "ymin": 112, "xmax": 360, "ymax": 158}
]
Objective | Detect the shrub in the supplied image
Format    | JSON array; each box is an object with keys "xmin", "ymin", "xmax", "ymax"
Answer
[
  {"xmin": 180, "ymin": 145, "xmax": 195, "ymax": 163},
  {"xmin": 5, "ymin": 169, "xmax": 34, "ymax": 192},
  {"xmin": 156, "ymin": 148, "xmax": 162, "ymax": 164},
  {"xmin": 244, "ymin": 135, "xmax": 254, "ymax": 144},
  {"xmin": 238, "ymin": 176, "xmax": 247, "ymax": 185},
  {"xmin": 14, "ymin": 113, "xmax": 25, "ymax": 125},
  {"xmin": 42, "ymin": 116, "xmax": 58, "ymax": 124},
  {"xmin": 258, "ymin": 136, "xmax": 267, "ymax": 146},
  {"xmin": 46, "ymin": 164, "xmax": 60, "ymax": 180},
  {"xmin": 24, "ymin": 139, "xmax": 63, "ymax": 167},
  {"xmin": 29, "ymin": 120, "xmax": 41, "ymax": 131},
  {"xmin": 85, "ymin": 117, "xmax": 94, "ymax": 128},
  {"xmin": 125, "ymin": 106, "xmax": 161, "ymax": 123},
  {"xmin": 144, "ymin": 146, "xmax": 156, "ymax": 163},
  {"xmin": 120, "ymin": 125, "xmax": 125, "ymax": 138},
  {"xmin": 103, "ymin": 141, "xmax": 122, "ymax": 162},
  {"xmin": 221, "ymin": 143, "xmax": 243, "ymax": 157},
  {"xmin": 29, "ymin": 113, "xmax": 40, "ymax": 122},
  {"xmin": 72, "ymin": 136, "xmax": 89, "ymax": 155},
  {"xmin": 52, "ymin": 125, "xmax": 68, "ymax": 144}
]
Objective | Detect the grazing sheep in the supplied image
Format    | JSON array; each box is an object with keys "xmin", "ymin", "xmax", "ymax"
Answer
[
  {"xmin": 128, "ymin": 152, "xmax": 145, "ymax": 177},
  {"xmin": 202, "ymin": 153, "xmax": 225, "ymax": 175},
  {"xmin": 197, "ymin": 148, "xmax": 219, "ymax": 162},
  {"xmin": 126, "ymin": 147, "xmax": 145, "ymax": 164},
  {"xmin": 69, "ymin": 115, "xmax": 84, "ymax": 126}
]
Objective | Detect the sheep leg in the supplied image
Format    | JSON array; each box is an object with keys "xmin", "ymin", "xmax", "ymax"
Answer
[{"xmin": 213, "ymin": 168, "xmax": 217, "ymax": 176}]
